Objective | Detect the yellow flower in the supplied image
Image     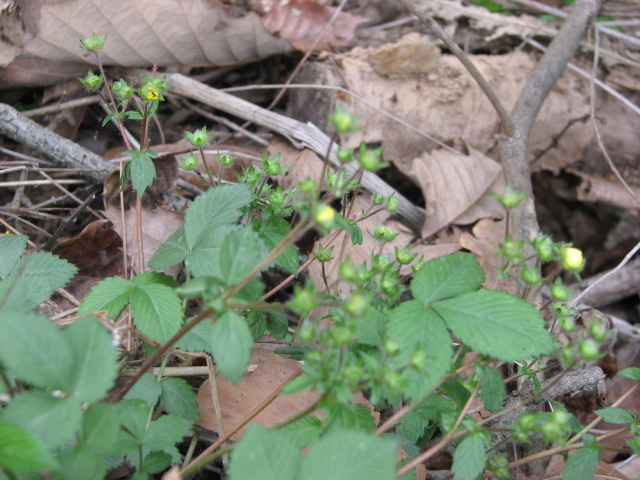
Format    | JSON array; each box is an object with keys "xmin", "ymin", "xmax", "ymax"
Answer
[
  {"xmin": 314, "ymin": 205, "xmax": 336, "ymax": 229},
  {"xmin": 562, "ymin": 247, "xmax": 585, "ymax": 272},
  {"xmin": 144, "ymin": 86, "xmax": 159, "ymax": 101}
]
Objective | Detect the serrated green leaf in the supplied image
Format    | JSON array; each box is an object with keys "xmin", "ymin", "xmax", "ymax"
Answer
[
  {"xmin": 184, "ymin": 183, "xmax": 252, "ymax": 249},
  {"xmin": 217, "ymin": 227, "xmax": 268, "ymax": 286},
  {"xmin": 399, "ymin": 395, "xmax": 456, "ymax": 443},
  {"xmin": 228, "ymin": 424, "xmax": 301, "ymax": 480},
  {"xmin": 595, "ymin": 407, "xmax": 634, "ymax": 424},
  {"xmin": 246, "ymin": 310, "xmax": 266, "ymax": 339},
  {"xmin": 412, "ymin": 253, "xmax": 484, "ymax": 305},
  {"xmin": 78, "ymin": 276, "xmax": 131, "ymax": 318},
  {"xmin": 0, "ymin": 234, "xmax": 27, "ymax": 278},
  {"xmin": 129, "ymin": 282, "xmax": 183, "ymax": 342},
  {"xmin": 433, "ymin": 290, "xmax": 556, "ymax": 361},
  {"xmin": 66, "ymin": 318, "xmax": 118, "ymax": 403},
  {"xmin": 0, "ymin": 311, "xmax": 72, "ymax": 391},
  {"xmin": 324, "ymin": 403, "xmax": 376, "ymax": 433},
  {"xmin": 129, "ymin": 150, "xmax": 156, "ymax": 194},
  {"xmin": 185, "ymin": 225, "xmax": 239, "ymax": 278},
  {"xmin": 452, "ymin": 433, "xmax": 486, "ymax": 480},
  {"xmin": 266, "ymin": 309, "xmax": 288, "ymax": 339},
  {"xmin": 143, "ymin": 451, "xmax": 172, "ymax": 474},
  {"xmin": 354, "ymin": 307, "xmax": 385, "ymax": 347},
  {"xmin": 118, "ymin": 399, "xmax": 149, "ymax": 441},
  {"xmin": 1, "ymin": 251, "xmax": 78, "ymax": 310},
  {"xmin": 281, "ymin": 415, "xmax": 323, "ymax": 448},
  {"xmin": 131, "ymin": 271, "xmax": 178, "ymax": 288},
  {"xmin": 3, "ymin": 391, "xmax": 82, "ymax": 451},
  {"xmin": 175, "ymin": 319, "xmax": 214, "ymax": 353},
  {"xmin": 259, "ymin": 217, "xmax": 299, "ymax": 275},
  {"xmin": 563, "ymin": 447, "xmax": 599, "ymax": 480},
  {"xmin": 477, "ymin": 365, "xmax": 504, "ymax": 412},
  {"xmin": 300, "ymin": 429, "xmax": 397, "ymax": 480},
  {"xmin": 54, "ymin": 447, "xmax": 105, "ymax": 480},
  {"xmin": 0, "ymin": 421, "xmax": 58, "ymax": 471},
  {"xmin": 387, "ymin": 300, "xmax": 453, "ymax": 400},
  {"xmin": 277, "ymin": 245, "xmax": 300, "ymax": 275},
  {"xmin": 82, "ymin": 403, "xmax": 122, "ymax": 453},
  {"xmin": 161, "ymin": 378, "xmax": 199, "ymax": 422},
  {"xmin": 142, "ymin": 414, "xmax": 192, "ymax": 451},
  {"xmin": 348, "ymin": 222, "xmax": 363, "ymax": 245},
  {"xmin": 619, "ymin": 367, "xmax": 640, "ymax": 380},
  {"xmin": 149, "ymin": 227, "xmax": 189, "ymax": 270},
  {"xmin": 125, "ymin": 373, "xmax": 162, "ymax": 407},
  {"xmin": 211, "ymin": 310, "xmax": 253, "ymax": 384}
]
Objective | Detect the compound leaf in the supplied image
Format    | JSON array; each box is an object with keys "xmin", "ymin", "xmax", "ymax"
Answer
[
  {"xmin": 0, "ymin": 234, "xmax": 27, "ymax": 278},
  {"xmin": 210, "ymin": 310, "xmax": 253, "ymax": 384},
  {"xmin": 148, "ymin": 226, "xmax": 189, "ymax": 269},
  {"xmin": 411, "ymin": 253, "xmax": 484, "ymax": 305},
  {"xmin": 129, "ymin": 282, "xmax": 183, "ymax": 343},
  {"xmin": 78, "ymin": 276, "xmax": 132, "ymax": 318},
  {"xmin": 142, "ymin": 414, "xmax": 192, "ymax": 451},
  {"xmin": 217, "ymin": 227, "xmax": 268, "ymax": 286},
  {"xmin": 161, "ymin": 378, "xmax": 199, "ymax": 422},
  {"xmin": 452, "ymin": 433, "xmax": 486, "ymax": 480},
  {"xmin": 433, "ymin": 290, "xmax": 555, "ymax": 361}
]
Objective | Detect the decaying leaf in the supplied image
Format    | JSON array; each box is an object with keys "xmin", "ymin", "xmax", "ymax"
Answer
[
  {"xmin": 262, "ymin": 0, "xmax": 368, "ymax": 53},
  {"xmin": 570, "ymin": 168, "xmax": 640, "ymax": 210}
]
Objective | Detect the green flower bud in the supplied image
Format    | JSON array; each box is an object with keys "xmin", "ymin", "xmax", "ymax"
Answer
[
  {"xmin": 337, "ymin": 147, "xmax": 354, "ymax": 163},
  {"xmin": 551, "ymin": 410, "xmax": 572, "ymax": 429},
  {"xmin": 339, "ymin": 257, "xmax": 359, "ymax": 283},
  {"xmin": 541, "ymin": 421, "xmax": 563, "ymax": 442},
  {"xmin": 331, "ymin": 326, "xmax": 353, "ymax": 346},
  {"xmin": 562, "ymin": 247, "xmax": 585, "ymax": 273},
  {"xmin": 559, "ymin": 316, "xmax": 577, "ymax": 333},
  {"xmin": 395, "ymin": 246, "xmax": 417, "ymax": 265},
  {"xmin": 531, "ymin": 234, "xmax": 556, "ymax": 262},
  {"xmin": 372, "ymin": 254, "xmax": 394, "ymax": 272},
  {"xmin": 357, "ymin": 143, "xmax": 387, "ymax": 171},
  {"xmin": 78, "ymin": 70, "xmax": 104, "ymax": 89},
  {"xmin": 578, "ymin": 339, "xmax": 601, "ymax": 361},
  {"xmin": 328, "ymin": 104, "xmax": 361, "ymax": 133},
  {"xmin": 238, "ymin": 165, "xmax": 262, "ymax": 186},
  {"xmin": 298, "ymin": 323, "xmax": 316, "ymax": 342},
  {"xmin": 298, "ymin": 177, "xmax": 317, "ymax": 194},
  {"xmin": 288, "ymin": 283, "xmax": 316, "ymax": 316},
  {"xmin": 521, "ymin": 265, "xmax": 542, "ymax": 285},
  {"xmin": 112, "ymin": 79, "xmax": 133, "ymax": 100},
  {"xmin": 345, "ymin": 293, "xmax": 368, "ymax": 317},
  {"xmin": 550, "ymin": 278, "xmax": 574, "ymax": 301},
  {"xmin": 185, "ymin": 126, "xmax": 213, "ymax": 147},
  {"xmin": 372, "ymin": 193, "xmax": 385, "ymax": 205},
  {"xmin": 263, "ymin": 151, "xmax": 289, "ymax": 176},
  {"xmin": 372, "ymin": 225, "xmax": 400, "ymax": 243},
  {"xmin": 492, "ymin": 185, "xmax": 526, "ymax": 210},
  {"xmin": 410, "ymin": 349, "xmax": 428, "ymax": 371},
  {"xmin": 588, "ymin": 321, "xmax": 609, "ymax": 342},
  {"xmin": 412, "ymin": 257, "xmax": 425, "ymax": 273},
  {"xmin": 314, "ymin": 243, "xmax": 335, "ymax": 263},
  {"xmin": 138, "ymin": 74, "xmax": 168, "ymax": 103},
  {"xmin": 499, "ymin": 235, "xmax": 525, "ymax": 262},
  {"xmin": 218, "ymin": 154, "xmax": 236, "ymax": 166},
  {"xmin": 385, "ymin": 194, "xmax": 400, "ymax": 213},
  {"xmin": 314, "ymin": 204, "xmax": 336, "ymax": 230},
  {"xmin": 80, "ymin": 33, "xmax": 106, "ymax": 52},
  {"xmin": 180, "ymin": 151, "xmax": 198, "ymax": 170},
  {"xmin": 383, "ymin": 340, "xmax": 401, "ymax": 356},
  {"xmin": 342, "ymin": 364, "xmax": 364, "ymax": 384}
]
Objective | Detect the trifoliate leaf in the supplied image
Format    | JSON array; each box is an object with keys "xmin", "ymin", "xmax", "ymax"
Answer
[
  {"xmin": 78, "ymin": 276, "xmax": 131, "ymax": 318},
  {"xmin": 0, "ymin": 234, "xmax": 27, "ymax": 278},
  {"xmin": 300, "ymin": 429, "xmax": 397, "ymax": 480},
  {"xmin": 142, "ymin": 414, "xmax": 192, "ymax": 451},
  {"xmin": 161, "ymin": 378, "xmax": 199, "ymax": 422},
  {"xmin": 228, "ymin": 424, "xmax": 301, "ymax": 480},
  {"xmin": 452, "ymin": 433, "xmax": 486, "ymax": 480},
  {"xmin": 210, "ymin": 310, "xmax": 253, "ymax": 384},
  {"xmin": 66, "ymin": 317, "xmax": 118, "ymax": 403},
  {"xmin": 411, "ymin": 253, "xmax": 484, "ymax": 305},
  {"xmin": 217, "ymin": 227, "xmax": 268, "ymax": 286},
  {"xmin": 433, "ymin": 290, "xmax": 556, "ymax": 361},
  {"xmin": 563, "ymin": 447, "xmax": 599, "ymax": 480},
  {"xmin": 185, "ymin": 224, "xmax": 239, "ymax": 278},
  {"xmin": 175, "ymin": 318, "xmax": 214, "ymax": 353},
  {"xmin": 0, "ymin": 421, "xmax": 57, "ymax": 471},
  {"xmin": 124, "ymin": 373, "xmax": 162, "ymax": 407},
  {"xmin": 477, "ymin": 365, "xmax": 504, "ymax": 412},
  {"xmin": 0, "ymin": 311, "xmax": 72, "ymax": 391},
  {"xmin": 3, "ymin": 391, "xmax": 82, "ymax": 451},
  {"xmin": 149, "ymin": 227, "xmax": 189, "ymax": 269},
  {"xmin": 129, "ymin": 282, "xmax": 183, "ymax": 343},
  {"xmin": 184, "ymin": 183, "xmax": 252, "ymax": 249}
]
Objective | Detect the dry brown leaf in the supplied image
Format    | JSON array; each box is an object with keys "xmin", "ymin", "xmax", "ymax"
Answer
[
  {"xmin": 570, "ymin": 169, "xmax": 640, "ymax": 210},
  {"xmin": 409, "ymin": 148, "xmax": 502, "ymax": 239},
  {"xmin": 196, "ymin": 353, "xmax": 320, "ymax": 440},
  {"xmin": 3, "ymin": 0, "xmax": 293, "ymax": 84},
  {"xmin": 262, "ymin": 0, "xmax": 367, "ymax": 53}
]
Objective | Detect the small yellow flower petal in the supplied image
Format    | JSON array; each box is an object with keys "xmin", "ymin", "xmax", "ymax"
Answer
[
  {"xmin": 562, "ymin": 247, "xmax": 584, "ymax": 272},
  {"xmin": 314, "ymin": 205, "xmax": 336, "ymax": 229}
]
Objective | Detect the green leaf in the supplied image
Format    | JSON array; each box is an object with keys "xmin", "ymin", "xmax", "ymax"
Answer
[
  {"xmin": 563, "ymin": 447, "xmax": 599, "ymax": 480},
  {"xmin": 277, "ymin": 245, "xmax": 300, "ymax": 275},
  {"xmin": 143, "ymin": 451, "xmax": 172, "ymax": 474},
  {"xmin": 185, "ymin": 225, "xmax": 239, "ymax": 278},
  {"xmin": 452, "ymin": 433, "xmax": 486, "ymax": 480},
  {"xmin": 125, "ymin": 373, "xmax": 162, "ymax": 407},
  {"xmin": 228, "ymin": 424, "xmax": 301, "ymax": 480},
  {"xmin": 0, "ymin": 251, "xmax": 78, "ymax": 310},
  {"xmin": 175, "ymin": 319, "xmax": 214, "ymax": 353},
  {"xmin": 78, "ymin": 276, "xmax": 132, "ymax": 318},
  {"xmin": 3, "ymin": 391, "xmax": 82, "ymax": 451},
  {"xmin": 129, "ymin": 282, "xmax": 183, "ymax": 342},
  {"xmin": 118, "ymin": 399, "xmax": 149, "ymax": 441},
  {"xmin": 619, "ymin": 367, "xmax": 640, "ymax": 380},
  {"xmin": 595, "ymin": 407, "xmax": 634, "ymax": 424},
  {"xmin": 161, "ymin": 378, "xmax": 199, "ymax": 422},
  {"xmin": 300, "ymin": 429, "xmax": 397, "ymax": 480},
  {"xmin": 81, "ymin": 403, "xmax": 122, "ymax": 453},
  {"xmin": 281, "ymin": 415, "xmax": 323, "ymax": 448},
  {"xmin": 66, "ymin": 317, "xmax": 118, "ymax": 403},
  {"xmin": 0, "ymin": 311, "xmax": 73, "ymax": 391},
  {"xmin": 477, "ymin": 365, "xmax": 504, "ymax": 412},
  {"xmin": 259, "ymin": 217, "xmax": 299, "ymax": 275},
  {"xmin": 388, "ymin": 300, "xmax": 453, "ymax": 400},
  {"xmin": 0, "ymin": 234, "xmax": 27, "ymax": 278},
  {"xmin": 266, "ymin": 309, "xmax": 289, "ymax": 339},
  {"xmin": 0, "ymin": 420, "xmax": 57, "ymax": 471},
  {"xmin": 54, "ymin": 448, "xmax": 105, "ymax": 480},
  {"xmin": 149, "ymin": 227, "xmax": 189, "ymax": 269},
  {"xmin": 348, "ymin": 222, "xmax": 363, "ymax": 246},
  {"xmin": 217, "ymin": 227, "xmax": 268, "ymax": 286},
  {"xmin": 131, "ymin": 271, "xmax": 178, "ymax": 288},
  {"xmin": 411, "ymin": 253, "xmax": 485, "ymax": 305},
  {"xmin": 247, "ymin": 310, "xmax": 267, "ymax": 339},
  {"xmin": 142, "ymin": 414, "xmax": 192, "ymax": 451},
  {"xmin": 210, "ymin": 310, "xmax": 253, "ymax": 383},
  {"xmin": 324, "ymin": 404, "xmax": 376, "ymax": 433},
  {"xmin": 433, "ymin": 290, "xmax": 556, "ymax": 361},
  {"xmin": 184, "ymin": 183, "xmax": 252, "ymax": 250},
  {"xmin": 128, "ymin": 150, "xmax": 157, "ymax": 194}
]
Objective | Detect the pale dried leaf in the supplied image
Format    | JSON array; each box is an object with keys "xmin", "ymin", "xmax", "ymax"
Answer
[
  {"xmin": 409, "ymin": 148, "xmax": 502, "ymax": 238},
  {"xmin": 570, "ymin": 169, "xmax": 640, "ymax": 210},
  {"xmin": 262, "ymin": 0, "xmax": 368, "ymax": 53},
  {"xmin": 14, "ymin": 0, "xmax": 292, "ymax": 70},
  {"xmin": 161, "ymin": 466, "xmax": 182, "ymax": 480}
]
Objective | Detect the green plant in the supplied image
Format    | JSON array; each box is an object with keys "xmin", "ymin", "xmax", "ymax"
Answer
[{"xmin": 2, "ymin": 34, "xmax": 640, "ymax": 480}]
